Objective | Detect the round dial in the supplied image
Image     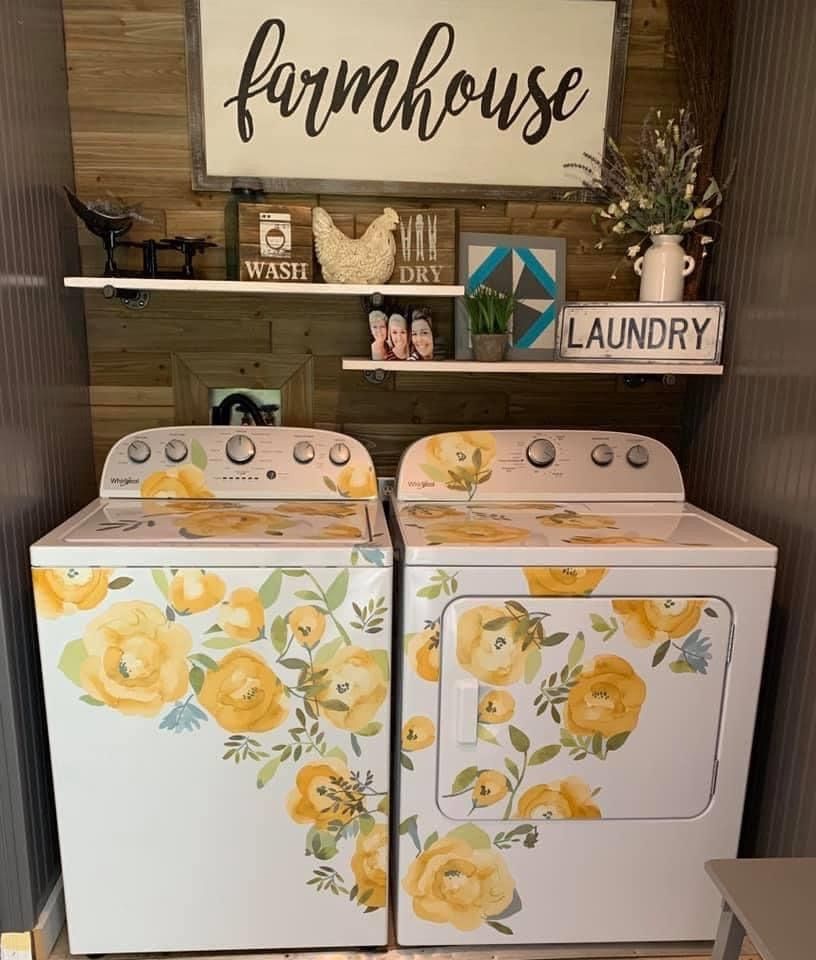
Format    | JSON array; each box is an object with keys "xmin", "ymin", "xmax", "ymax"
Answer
[
  {"xmin": 127, "ymin": 440, "xmax": 151, "ymax": 464},
  {"xmin": 329, "ymin": 442, "xmax": 351, "ymax": 466},
  {"xmin": 164, "ymin": 439, "xmax": 188, "ymax": 463},
  {"xmin": 293, "ymin": 441, "xmax": 316, "ymax": 465},
  {"xmin": 591, "ymin": 443, "xmax": 614, "ymax": 467},
  {"xmin": 526, "ymin": 438, "xmax": 556, "ymax": 468},
  {"xmin": 627, "ymin": 443, "xmax": 650, "ymax": 468},
  {"xmin": 225, "ymin": 434, "xmax": 256, "ymax": 465}
]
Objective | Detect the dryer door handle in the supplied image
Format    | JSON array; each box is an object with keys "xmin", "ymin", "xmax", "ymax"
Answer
[{"xmin": 455, "ymin": 678, "xmax": 479, "ymax": 744}]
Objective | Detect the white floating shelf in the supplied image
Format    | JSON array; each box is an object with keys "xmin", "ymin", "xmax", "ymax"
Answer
[
  {"xmin": 64, "ymin": 277, "xmax": 464, "ymax": 298},
  {"xmin": 342, "ymin": 359, "xmax": 724, "ymax": 375}
]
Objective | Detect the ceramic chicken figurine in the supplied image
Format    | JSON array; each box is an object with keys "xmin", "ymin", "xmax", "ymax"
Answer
[{"xmin": 312, "ymin": 206, "xmax": 399, "ymax": 283}]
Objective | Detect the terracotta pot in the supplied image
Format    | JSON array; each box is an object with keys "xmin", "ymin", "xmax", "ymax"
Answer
[{"xmin": 472, "ymin": 333, "xmax": 507, "ymax": 362}]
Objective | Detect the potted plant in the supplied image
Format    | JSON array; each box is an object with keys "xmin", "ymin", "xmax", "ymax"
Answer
[{"xmin": 463, "ymin": 285, "xmax": 515, "ymax": 362}]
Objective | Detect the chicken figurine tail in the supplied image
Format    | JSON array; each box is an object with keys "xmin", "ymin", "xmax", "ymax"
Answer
[{"xmin": 312, "ymin": 206, "xmax": 399, "ymax": 284}]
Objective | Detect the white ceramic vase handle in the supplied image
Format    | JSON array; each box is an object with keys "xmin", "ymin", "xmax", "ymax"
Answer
[
  {"xmin": 634, "ymin": 256, "xmax": 645, "ymax": 277},
  {"xmin": 683, "ymin": 255, "xmax": 696, "ymax": 277}
]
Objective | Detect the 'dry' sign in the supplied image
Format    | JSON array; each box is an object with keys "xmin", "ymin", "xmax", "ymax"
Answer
[{"xmin": 556, "ymin": 302, "xmax": 725, "ymax": 364}]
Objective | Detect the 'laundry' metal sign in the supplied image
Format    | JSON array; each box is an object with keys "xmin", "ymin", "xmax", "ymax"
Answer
[{"xmin": 555, "ymin": 302, "xmax": 725, "ymax": 364}]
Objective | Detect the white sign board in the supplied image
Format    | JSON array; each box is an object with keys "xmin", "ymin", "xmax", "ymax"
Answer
[
  {"xmin": 556, "ymin": 302, "xmax": 725, "ymax": 364},
  {"xmin": 186, "ymin": 0, "xmax": 627, "ymax": 197}
]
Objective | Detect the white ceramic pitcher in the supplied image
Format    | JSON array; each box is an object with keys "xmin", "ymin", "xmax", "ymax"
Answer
[{"xmin": 634, "ymin": 234, "xmax": 695, "ymax": 301}]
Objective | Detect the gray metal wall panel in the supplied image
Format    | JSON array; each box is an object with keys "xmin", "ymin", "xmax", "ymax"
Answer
[
  {"xmin": 0, "ymin": 0, "xmax": 95, "ymax": 931},
  {"xmin": 684, "ymin": 0, "xmax": 816, "ymax": 856}
]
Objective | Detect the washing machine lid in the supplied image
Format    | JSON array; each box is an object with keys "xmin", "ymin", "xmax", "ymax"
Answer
[
  {"xmin": 31, "ymin": 499, "xmax": 392, "ymax": 568},
  {"xmin": 393, "ymin": 500, "xmax": 776, "ymax": 567}
]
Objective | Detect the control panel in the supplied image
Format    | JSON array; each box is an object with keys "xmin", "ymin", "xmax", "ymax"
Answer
[
  {"xmin": 395, "ymin": 430, "xmax": 684, "ymax": 502},
  {"xmin": 100, "ymin": 427, "xmax": 377, "ymax": 500}
]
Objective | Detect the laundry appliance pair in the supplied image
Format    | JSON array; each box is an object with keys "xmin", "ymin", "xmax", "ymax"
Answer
[{"xmin": 30, "ymin": 427, "xmax": 775, "ymax": 953}]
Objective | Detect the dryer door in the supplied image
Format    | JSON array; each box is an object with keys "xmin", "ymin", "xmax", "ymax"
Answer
[{"xmin": 437, "ymin": 595, "xmax": 731, "ymax": 822}]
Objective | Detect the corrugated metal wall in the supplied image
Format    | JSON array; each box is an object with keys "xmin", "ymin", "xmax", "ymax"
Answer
[
  {"xmin": 684, "ymin": 0, "xmax": 816, "ymax": 856},
  {"xmin": 0, "ymin": 0, "xmax": 95, "ymax": 931}
]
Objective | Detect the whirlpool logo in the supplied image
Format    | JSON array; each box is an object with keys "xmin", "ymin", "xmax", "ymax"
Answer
[{"xmin": 110, "ymin": 476, "xmax": 140, "ymax": 487}]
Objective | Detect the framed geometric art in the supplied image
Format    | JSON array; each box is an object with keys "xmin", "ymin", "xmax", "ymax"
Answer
[{"xmin": 455, "ymin": 233, "xmax": 567, "ymax": 359}]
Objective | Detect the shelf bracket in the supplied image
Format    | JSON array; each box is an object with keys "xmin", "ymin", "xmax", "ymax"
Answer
[
  {"xmin": 362, "ymin": 369, "xmax": 392, "ymax": 387},
  {"xmin": 102, "ymin": 284, "xmax": 150, "ymax": 310}
]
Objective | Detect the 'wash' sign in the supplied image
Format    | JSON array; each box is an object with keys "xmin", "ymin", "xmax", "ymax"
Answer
[
  {"xmin": 556, "ymin": 303, "xmax": 725, "ymax": 364},
  {"xmin": 187, "ymin": 0, "xmax": 622, "ymax": 193}
]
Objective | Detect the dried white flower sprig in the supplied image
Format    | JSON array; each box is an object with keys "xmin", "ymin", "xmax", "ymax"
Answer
[{"xmin": 565, "ymin": 108, "xmax": 729, "ymax": 269}]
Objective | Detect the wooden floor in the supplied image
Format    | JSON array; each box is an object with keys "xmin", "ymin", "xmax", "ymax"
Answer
[{"xmin": 50, "ymin": 930, "xmax": 759, "ymax": 960}]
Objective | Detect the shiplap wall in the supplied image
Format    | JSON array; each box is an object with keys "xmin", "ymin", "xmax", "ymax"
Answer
[
  {"xmin": 64, "ymin": 0, "xmax": 685, "ymax": 475},
  {"xmin": 684, "ymin": 0, "xmax": 816, "ymax": 856}
]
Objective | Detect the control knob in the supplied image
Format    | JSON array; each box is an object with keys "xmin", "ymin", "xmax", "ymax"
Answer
[
  {"xmin": 591, "ymin": 443, "xmax": 614, "ymax": 467},
  {"xmin": 225, "ymin": 434, "xmax": 256, "ymax": 465},
  {"xmin": 627, "ymin": 444, "xmax": 650, "ymax": 468},
  {"xmin": 127, "ymin": 440, "xmax": 151, "ymax": 464},
  {"xmin": 329, "ymin": 442, "xmax": 351, "ymax": 466},
  {"xmin": 165, "ymin": 439, "xmax": 188, "ymax": 463},
  {"xmin": 293, "ymin": 441, "xmax": 316, "ymax": 464},
  {"xmin": 526, "ymin": 438, "xmax": 556, "ymax": 468}
]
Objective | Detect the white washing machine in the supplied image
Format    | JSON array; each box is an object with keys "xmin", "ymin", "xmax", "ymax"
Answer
[
  {"xmin": 31, "ymin": 427, "xmax": 392, "ymax": 954},
  {"xmin": 390, "ymin": 430, "xmax": 775, "ymax": 946}
]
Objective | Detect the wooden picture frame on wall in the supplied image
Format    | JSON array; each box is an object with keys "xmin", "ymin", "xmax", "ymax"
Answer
[
  {"xmin": 172, "ymin": 354, "xmax": 313, "ymax": 426},
  {"xmin": 184, "ymin": 0, "xmax": 632, "ymax": 201}
]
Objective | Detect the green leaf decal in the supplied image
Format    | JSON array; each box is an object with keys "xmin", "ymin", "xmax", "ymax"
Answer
[
  {"xmin": 399, "ymin": 814, "xmax": 421, "ymax": 852},
  {"xmin": 259, "ymin": 570, "xmax": 283, "ymax": 608},
  {"xmin": 323, "ymin": 476, "xmax": 337, "ymax": 493},
  {"xmin": 108, "ymin": 577, "xmax": 133, "ymax": 590},
  {"xmin": 652, "ymin": 639, "xmax": 671, "ymax": 667},
  {"xmin": 314, "ymin": 636, "xmax": 344, "ymax": 668},
  {"xmin": 417, "ymin": 584, "xmax": 442, "ymax": 599},
  {"xmin": 670, "ymin": 659, "xmax": 695, "ymax": 673},
  {"xmin": 370, "ymin": 649, "xmax": 390, "ymax": 681},
  {"xmin": 529, "ymin": 744, "xmax": 561, "ymax": 765},
  {"xmin": 322, "ymin": 699, "xmax": 350, "ymax": 711},
  {"xmin": 295, "ymin": 589, "xmax": 323, "ymax": 602},
  {"xmin": 325, "ymin": 570, "xmax": 349, "ymax": 612},
  {"xmin": 190, "ymin": 440, "xmax": 207, "ymax": 469},
  {"xmin": 282, "ymin": 568, "xmax": 308, "ymax": 577},
  {"xmin": 541, "ymin": 631, "xmax": 569, "ymax": 647},
  {"xmin": 508, "ymin": 725, "xmax": 530, "ymax": 753},
  {"xmin": 590, "ymin": 613, "xmax": 609, "ymax": 632},
  {"xmin": 356, "ymin": 721, "xmax": 383, "ymax": 737},
  {"xmin": 606, "ymin": 731, "xmax": 630, "ymax": 751},
  {"xmin": 188, "ymin": 653, "xmax": 218, "ymax": 671},
  {"xmin": 58, "ymin": 639, "xmax": 87, "ymax": 687},
  {"xmin": 203, "ymin": 636, "xmax": 245, "ymax": 650},
  {"xmin": 256, "ymin": 756, "xmax": 282, "ymax": 788},
  {"xmin": 524, "ymin": 645, "xmax": 541, "ymax": 684},
  {"xmin": 487, "ymin": 921, "xmax": 513, "ymax": 936},
  {"xmin": 79, "ymin": 694, "xmax": 105, "ymax": 706},
  {"xmin": 307, "ymin": 828, "xmax": 339, "ymax": 861},
  {"xmin": 189, "ymin": 665, "xmax": 205, "ymax": 695},
  {"xmin": 424, "ymin": 830, "xmax": 439, "ymax": 850},
  {"xmin": 358, "ymin": 813, "xmax": 376, "ymax": 836},
  {"xmin": 704, "ymin": 606, "xmax": 719, "ymax": 618},
  {"xmin": 271, "ymin": 616, "xmax": 288, "ymax": 654},
  {"xmin": 568, "ymin": 632, "xmax": 585, "ymax": 669},
  {"xmin": 279, "ymin": 657, "xmax": 309, "ymax": 671},
  {"xmin": 151, "ymin": 569, "xmax": 169, "ymax": 598},
  {"xmin": 504, "ymin": 757, "xmax": 520, "ymax": 780},
  {"xmin": 325, "ymin": 746, "xmax": 348, "ymax": 764},
  {"xmin": 477, "ymin": 723, "xmax": 500, "ymax": 745},
  {"xmin": 400, "ymin": 752, "xmax": 414, "ymax": 770},
  {"xmin": 451, "ymin": 766, "xmax": 479, "ymax": 793},
  {"xmin": 446, "ymin": 823, "xmax": 491, "ymax": 850}
]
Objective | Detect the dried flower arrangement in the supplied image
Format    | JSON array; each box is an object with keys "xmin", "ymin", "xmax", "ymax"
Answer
[{"xmin": 565, "ymin": 109, "xmax": 728, "ymax": 272}]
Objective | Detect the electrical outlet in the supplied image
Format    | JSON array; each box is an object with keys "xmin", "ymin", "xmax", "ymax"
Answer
[{"xmin": 209, "ymin": 388, "xmax": 282, "ymax": 426}]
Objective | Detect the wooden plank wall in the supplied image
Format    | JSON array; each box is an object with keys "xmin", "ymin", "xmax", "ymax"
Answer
[{"xmin": 64, "ymin": 0, "xmax": 685, "ymax": 476}]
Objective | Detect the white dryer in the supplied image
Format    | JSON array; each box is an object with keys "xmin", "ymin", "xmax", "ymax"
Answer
[
  {"xmin": 390, "ymin": 430, "xmax": 775, "ymax": 946},
  {"xmin": 31, "ymin": 427, "xmax": 392, "ymax": 954}
]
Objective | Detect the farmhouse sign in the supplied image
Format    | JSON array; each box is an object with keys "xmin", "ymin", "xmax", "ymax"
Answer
[
  {"xmin": 185, "ymin": 0, "xmax": 630, "ymax": 198},
  {"xmin": 555, "ymin": 303, "xmax": 725, "ymax": 364}
]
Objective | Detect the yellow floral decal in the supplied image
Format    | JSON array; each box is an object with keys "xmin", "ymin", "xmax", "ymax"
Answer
[
  {"xmin": 402, "ymin": 825, "xmax": 516, "ymax": 933},
  {"xmin": 316, "ymin": 646, "xmax": 388, "ymax": 732},
  {"xmin": 351, "ymin": 824, "xmax": 388, "ymax": 909},
  {"xmin": 407, "ymin": 623, "xmax": 440, "ymax": 682},
  {"xmin": 287, "ymin": 605, "xmax": 326, "ymax": 649},
  {"xmin": 287, "ymin": 757, "xmax": 359, "ymax": 828},
  {"xmin": 565, "ymin": 654, "xmax": 646, "ymax": 741},
  {"xmin": 401, "ymin": 716, "xmax": 435, "ymax": 752},
  {"xmin": 421, "ymin": 431, "xmax": 496, "ymax": 499},
  {"xmin": 516, "ymin": 777, "xmax": 601, "ymax": 819},
  {"xmin": 141, "ymin": 465, "xmax": 213, "ymax": 499},
  {"xmin": 424, "ymin": 518, "xmax": 529, "ymax": 545},
  {"xmin": 565, "ymin": 535, "xmax": 667, "ymax": 545},
  {"xmin": 523, "ymin": 567, "xmax": 608, "ymax": 596},
  {"xmin": 175, "ymin": 509, "xmax": 295, "ymax": 539},
  {"xmin": 198, "ymin": 649, "xmax": 288, "ymax": 733},
  {"xmin": 168, "ymin": 570, "xmax": 226, "ymax": 614},
  {"xmin": 218, "ymin": 587, "xmax": 265, "ymax": 642},
  {"xmin": 318, "ymin": 522, "xmax": 364, "ymax": 540},
  {"xmin": 457, "ymin": 605, "xmax": 526, "ymax": 685},
  {"xmin": 537, "ymin": 511, "xmax": 618, "ymax": 530},
  {"xmin": 326, "ymin": 464, "xmax": 377, "ymax": 499},
  {"xmin": 478, "ymin": 690, "xmax": 515, "ymax": 724},
  {"xmin": 472, "ymin": 770, "xmax": 510, "ymax": 807},
  {"xmin": 78, "ymin": 601, "xmax": 192, "ymax": 716},
  {"xmin": 33, "ymin": 568, "xmax": 111, "ymax": 619},
  {"xmin": 275, "ymin": 502, "xmax": 359, "ymax": 518},
  {"xmin": 402, "ymin": 504, "xmax": 467, "ymax": 521},
  {"xmin": 612, "ymin": 598, "xmax": 704, "ymax": 647}
]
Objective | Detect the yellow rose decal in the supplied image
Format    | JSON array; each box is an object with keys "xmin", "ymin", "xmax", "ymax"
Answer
[
  {"xmin": 168, "ymin": 570, "xmax": 226, "ymax": 614},
  {"xmin": 402, "ymin": 504, "xmax": 466, "ymax": 521},
  {"xmin": 424, "ymin": 519, "xmax": 529, "ymax": 545},
  {"xmin": 457, "ymin": 605, "xmax": 525, "ymax": 686},
  {"xmin": 287, "ymin": 757, "xmax": 358, "ymax": 828},
  {"xmin": 217, "ymin": 587, "xmax": 265, "ymax": 642},
  {"xmin": 402, "ymin": 715, "xmax": 435, "ymax": 751},
  {"xmin": 565, "ymin": 535, "xmax": 667, "ymax": 545},
  {"xmin": 176, "ymin": 509, "xmax": 295, "ymax": 539},
  {"xmin": 316, "ymin": 646, "xmax": 388, "ymax": 731},
  {"xmin": 275, "ymin": 502, "xmax": 358, "ymax": 518},
  {"xmin": 407, "ymin": 623, "xmax": 440, "ymax": 682},
  {"xmin": 472, "ymin": 770, "xmax": 509, "ymax": 807},
  {"xmin": 523, "ymin": 567, "xmax": 608, "ymax": 596},
  {"xmin": 538, "ymin": 512, "xmax": 618, "ymax": 530},
  {"xmin": 287, "ymin": 605, "xmax": 326, "ymax": 649},
  {"xmin": 335, "ymin": 464, "xmax": 377, "ymax": 499},
  {"xmin": 516, "ymin": 777, "xmax": 601, "ymax": 819},
  {"xmin": 612, "ymin": 598, "xmax": 704, "ymax": 647},
  {"xmin": 79, "ymin": 601, "xmax": 191, "ymax": 717},
  {"xmin": 317, "ymin": 523, "xmax": 364, "ymax": 540},
  {"xmin": 478, "ymin": 689, "xmax": 515, "ymax": 724},
  {"xmin": 33, "ymin": 568, "xmax": 110, "ymax": 619},
  {"xmin": 566, "ymin": 654, "xmax": 646, "ymax": 739},
  {"xmin": 141, "ymin": 465, "xmax": 213, "ymax": 499},
  {"xmin": 403, "ymin": 834, "xmax": 515, "ymax": 932},
  {"xmin": 351, "ymin": 823, "xmax": 388, "ymax": 909},
  {"xmin": 198, "ymin": 649, "xmax": 288, "ymax": 733},
  {"xmin": 423, "ymin": 432, "xmax": 497, "ymax": 493}
]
